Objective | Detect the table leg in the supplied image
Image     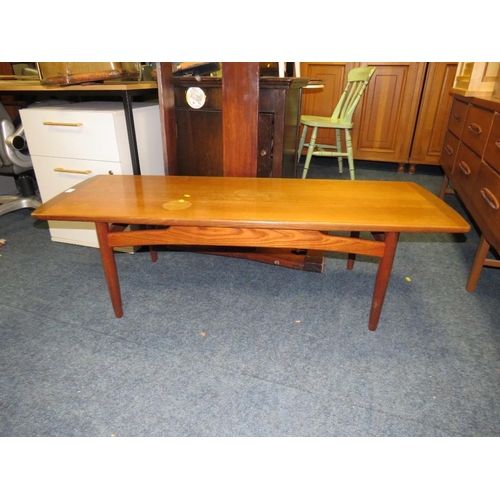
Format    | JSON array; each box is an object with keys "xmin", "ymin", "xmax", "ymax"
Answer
[
  {"xmin": 95, "ymin": 222, "xmax": 123, "ymax": 318},
  {"xmin": 466, "ymin": 235, "xmax": 490, "ymax": 292},
  {"xmin": 369, "ymin": 232, "xmax": 399, "ymax": 331}
]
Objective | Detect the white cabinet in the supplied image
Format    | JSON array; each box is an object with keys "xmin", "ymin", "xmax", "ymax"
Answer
[{"xmin": 20, "ymin": 101, "xmax": 164, "ymax": 247}]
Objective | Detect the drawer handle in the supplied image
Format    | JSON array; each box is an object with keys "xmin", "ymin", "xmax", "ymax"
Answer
[
  {"xmin": 495, "ymin": 139, "xmax": 500, "ymax": 150},
  {"xmin": 468, "ymin": 123, "xmax": 482, "ymax": 135},
  {"xmin": 444, "ymin": 144, "xmax": 454, "ymax": 155},
  {"xmin": 458, "ymin": 161, "xmax": 471, "ymax": 175},
  {"xmin": 54, "ymin": 167, "xmax": 92, "ymax": 175},
  {"xmin": 480, "ymin": 188, "xmax": 500, "ymax": 210},
  {"xmin": 452, "ymin": 114, "xmax": 461, "ymax": 123},
  {"xmin": 43, "ymin": 121, "xmax": 83, "ymax": 127}
]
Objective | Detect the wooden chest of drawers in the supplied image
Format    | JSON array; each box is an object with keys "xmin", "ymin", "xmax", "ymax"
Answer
[{"xmin": 439, "ymin": 94, "xmax": 500, "ymax": 290}]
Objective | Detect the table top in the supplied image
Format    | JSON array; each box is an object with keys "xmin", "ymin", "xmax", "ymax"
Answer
[
  {"xmin": 31, "ymin": 175, "xmax": 470, "ymax": 234},
  {"xmin": 0, "ymin": 80, "xmax": 158, "ymax": 93}
]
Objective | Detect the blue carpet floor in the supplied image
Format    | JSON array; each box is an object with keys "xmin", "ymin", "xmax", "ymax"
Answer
[{"xmin": 1, "ymin": 160, "xmax": 499, "ymax": 437}]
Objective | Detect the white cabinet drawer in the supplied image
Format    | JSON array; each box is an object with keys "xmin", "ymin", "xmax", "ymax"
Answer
[
  {"xmin": 32, "ymin": 156, "xmax": 127, "ymax": 203},
  {"xmin": 32, "ymin": 156, "xmax": 133, "ymax": 250},
  {"xmin": 20, "ymin": 101, "xmax": 162, "ymax": 250},
  {"xmin": 20, "ymin": 102, "xmax": 131, "ymax": 162}
]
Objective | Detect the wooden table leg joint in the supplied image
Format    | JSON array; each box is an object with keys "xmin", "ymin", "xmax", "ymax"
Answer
[{"xmin": 101, "ymin": 224, "xmax": 399, "ymax": 329}]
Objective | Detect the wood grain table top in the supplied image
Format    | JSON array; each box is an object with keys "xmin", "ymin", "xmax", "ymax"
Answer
[{"xmin": 31, "ymin": 175, "xmax": 470, "ymax": 234}]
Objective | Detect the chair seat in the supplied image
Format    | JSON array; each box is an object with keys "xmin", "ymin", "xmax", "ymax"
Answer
[{"xmin": 300, "ymin": 115, "xmax": 353, "ymax": 130}]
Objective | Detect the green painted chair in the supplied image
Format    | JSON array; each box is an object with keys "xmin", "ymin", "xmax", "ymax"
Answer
[{"xmin": 298, "ymin": 66, "xmax": 376, "ymax": 180}]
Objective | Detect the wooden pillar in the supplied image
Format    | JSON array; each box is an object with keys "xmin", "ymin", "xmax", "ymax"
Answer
[
  {"xmin": 157, "ymin": 62, "xmax": 178, "ymax": 175},
  {"xmin": 221, "ymin": 62, "xmax": 259, "ymax": 177}
]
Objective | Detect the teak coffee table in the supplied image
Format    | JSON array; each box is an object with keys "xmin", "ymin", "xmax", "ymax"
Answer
[{"xmin": 31, "ymin": 175, "xmax": 470, "ymax": 330}]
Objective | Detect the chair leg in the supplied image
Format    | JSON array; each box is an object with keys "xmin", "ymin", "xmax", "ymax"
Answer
[
  {"xmin": 336, "ymin": 129, "xmax": 343, "ymax": 173},
  {"xmin": 302, "ymin": 127, "xmax": 318, "ymax": 179},
  {"xmin": 346, "ymin": 129, "xmax": 355, "ymax": 180},
  {"xmin": 298, "ymin": 125, "xmax": 308, "ymax": 161}
]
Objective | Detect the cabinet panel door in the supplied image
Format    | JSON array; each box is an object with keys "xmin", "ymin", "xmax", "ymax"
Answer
[
  {"xmin": 175, "ymin": 110, "xmax": 277, "ymax": 178},
  {"xmin": 409, "ymin": 62, "xmax": 458, "ymax": 167},
  {"xmin": 351, "ymin": 62, "xmax": 427, "ymax": 164},
  {"xmin": 257, "ymin": 113, "xmax": 273, "ymax": 177},
  {"xmin": 299, "ymin": 63, "xmax": 354, "ymax": 148},
  {"xmin": 176, "ymin": 109, "xmax": 224, "ymax": 176}
]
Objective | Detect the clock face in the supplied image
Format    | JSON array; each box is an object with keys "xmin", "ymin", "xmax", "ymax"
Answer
[{"xmin": 186, "ymin": 87, "xmax": 206, "ymax": 109}]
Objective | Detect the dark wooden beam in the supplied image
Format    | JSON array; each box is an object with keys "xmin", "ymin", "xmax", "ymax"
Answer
[
  {"xmin": 221, "ymin": 62, "xmax": 259, "ymax": 176},
  {"xmin": 157, "ymin": 62, "xmax": 178, "ymax": 175}
]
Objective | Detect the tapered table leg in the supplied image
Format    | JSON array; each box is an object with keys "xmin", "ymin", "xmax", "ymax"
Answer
[
  {"xmin": 466, "ymin": 235, "xmax": 490, "ymax": 292},
  {"xmin": 369, "ymin": 232, "xmax": 399, "ymax": 331},
  {"xmin": 95, "ymin": 222, "xmax": 123, "ymax": 318}
]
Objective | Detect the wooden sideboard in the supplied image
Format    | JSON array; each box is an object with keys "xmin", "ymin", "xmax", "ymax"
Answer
[
  {"xmin": 439, "ymin": 93, "xmax": 500, "ymax": 290},
  {"xmin": 162, "ymin": 74, "xmax": 308, "ymax": 178},
  {"xmin": 300, "ymin": 62, "xmax": 458, "ymax": 173}
]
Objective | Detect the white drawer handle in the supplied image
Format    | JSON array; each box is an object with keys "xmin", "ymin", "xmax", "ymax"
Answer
[
  {"xmin": 43, "ymin": 121, "xmax": 83, "ymax": 127},
  {"xmin": 480, "ymin": 188, "xmax": 499, "ymax": 211},
  {"xmin": 54, "ymin": 167, "xmax": 92, "ymax": 175}
]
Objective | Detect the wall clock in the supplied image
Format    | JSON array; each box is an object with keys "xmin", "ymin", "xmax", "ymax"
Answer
[{"xmin": 186, "ymin": 87, "xmax": 206, "ymax": 109}]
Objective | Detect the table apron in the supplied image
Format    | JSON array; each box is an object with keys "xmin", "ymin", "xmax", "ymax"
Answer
[{"xmin": 106, "ymin": 225, "xmax": 387, "ymax": 258}]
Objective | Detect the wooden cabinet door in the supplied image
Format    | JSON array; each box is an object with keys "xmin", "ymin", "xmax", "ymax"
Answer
[
  {"xmin": 351, "ymin": 62, "xmax": 427, "ymax": 166},
  {"xmin": 299, "ymin": 62, "xmax": 427, "ymax": 168},
  {"xmin": 408, "ymin": 62, "xmax": 458, "ymax": 171}
]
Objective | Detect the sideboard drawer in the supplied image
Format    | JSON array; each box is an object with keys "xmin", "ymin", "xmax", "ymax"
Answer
[
  {"xmin": 453, "ymin": 142, "xmax": 481, "ymax": 201},
  {"xmin": 20, "ymin": 103, "xmax": 129, "ymax": 162},
  {"xmin": 440, "ymin": 130, "xmax": 460, "ymax": 176},
  {"xmin": 470, "ymin": 162, "xmax": 500, "ymax": 251},
  {"xmin": 484, "ymin": 112, "xmax": 500, "ymax": 174},
  {"xmin": 462, "ymin": 105, "xmax": 494, "ymax": 157},
  {"xmin": 448, "ymin": 98, "xmax": 468, "ymax": 138}
]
